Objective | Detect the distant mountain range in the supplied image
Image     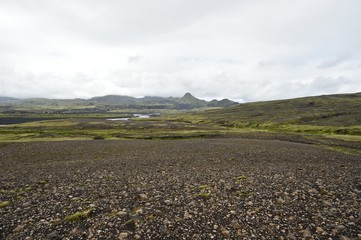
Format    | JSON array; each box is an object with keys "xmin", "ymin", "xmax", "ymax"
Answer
[
  {"xmin": 0, "ymin": 93, "xmax": 238, "ymax": 112},
  {"xmin": 0, "ymin": 97, "xmax": 17, "ymax": 101},
  {"xmin": 88, "ymin": 93, "xmax": 238, "ymax": 108}
]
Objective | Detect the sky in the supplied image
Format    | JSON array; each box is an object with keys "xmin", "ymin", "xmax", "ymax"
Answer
[{"xmin": 0, "ymin": 0, "xmax": 360, "ymax": 102}]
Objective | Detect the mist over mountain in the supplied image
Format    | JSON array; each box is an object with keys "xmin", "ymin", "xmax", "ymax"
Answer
[{"xmin": 0, "ymin": 97, "xmax": 18, "ymax": 102}]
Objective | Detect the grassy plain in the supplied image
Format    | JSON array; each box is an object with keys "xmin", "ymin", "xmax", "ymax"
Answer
[{"xmin": 0, "ymin": 92, "xmax": 360, "ymax": 154}]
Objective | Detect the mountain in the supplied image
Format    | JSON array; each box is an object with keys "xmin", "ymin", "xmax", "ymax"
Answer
[
  {"xmin": 177, "ymin": 93, "xmax": 207, "ymax": 107},
  {"xmin": 0, "ymin": 93, "xmax": 239, "ymax": 112},
  {"xmin": 142, "ymin": 96, "xmax": 169, "ymax": 102},
  {"xmin": 89, "ymin": 95, "xmax": 138, "ymax": 105},
  {"xmin": 88, "ymin": 93, "xmax": 237, "ymax": 109},
  {"xmin": 0, "ymin": 96, "xmax": 17, "ymax": 102},
  {"xmin": 207, "ymin": 99, "xmax": 238, "ymax": 107}
]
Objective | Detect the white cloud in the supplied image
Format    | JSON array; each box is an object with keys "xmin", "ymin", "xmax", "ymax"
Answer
[
  {"xmin": 318, "ymin": 52, "xmax": 352, "ymax": 69},
  {"xmin": 0, "ymin": 0, "xmax": 361, "ymax": 101}
]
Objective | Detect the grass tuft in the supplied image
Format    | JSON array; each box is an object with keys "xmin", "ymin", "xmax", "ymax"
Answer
[
  {"xmin": 64, "ymin": 208, "xmax": 94, "ymax": 221},
  {"xmin": 0, "ymin": 201, "xmax": 10, "ymax": 208}
]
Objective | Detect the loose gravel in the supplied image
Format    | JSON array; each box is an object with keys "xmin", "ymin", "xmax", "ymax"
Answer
[{"xmin": 0, "ymin": 139, "xmax": 360, "ymax": 239}]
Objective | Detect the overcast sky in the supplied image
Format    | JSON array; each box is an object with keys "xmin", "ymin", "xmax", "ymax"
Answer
[{"xmin": 0, "ymin": 0, "xmax": 360, "ymax": 102}]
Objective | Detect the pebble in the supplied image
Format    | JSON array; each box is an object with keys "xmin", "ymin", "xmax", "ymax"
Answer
[
  {"xmin": 220, "ymin": 227, "xmax": 230, "ymax": 236},
  {"xmin": 12, "ymin": 224, "xmax": 26, "ymax": 233},
  {"xmin": 301, "ymin": 229, "xmax": 312, "ymax": 238},
  {"xmin": 118, "ymin": 210, "xmax": 128, "ymax": 216},
  {"xmin": 184, "ymin": 211, "xmax": 193, "ymax": 219},
  {"xmin": 139, "ymin": 194, "xmax": 148, "ymax": 200},
  {"xmin": 118, "ymin": 232, "xmax": 128, "ymax": 239},
  {"xmin": 316, "ymin": 226, "xmax": 324, "ymax": 234},
  {"xmin": 47, "ymin": 231, "xmax": 62, "ymax": 240},
  {"xmin": 340, "ymin": 236, "xmax": 350, "ymax": 240},
  {"xmin": 22, "ymin": 201, "xmax": 32, "ymax": 207},
  {"xmin": 286, "ymin": 235, "xmax": 297, "ymax": 240}
]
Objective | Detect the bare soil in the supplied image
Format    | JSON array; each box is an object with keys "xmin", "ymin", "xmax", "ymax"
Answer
[{"xmin": 0, "ymin": 138, "xmax": 360, "ymax": 239}]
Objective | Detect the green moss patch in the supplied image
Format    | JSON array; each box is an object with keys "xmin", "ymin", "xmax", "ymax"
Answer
[
  {"xmin": 64, "ymin": 208, "xmax": 94, "ymax": 222},
  {"xmin": 0, "ymin": 201, "xmax": 10, "ymax": 208}
]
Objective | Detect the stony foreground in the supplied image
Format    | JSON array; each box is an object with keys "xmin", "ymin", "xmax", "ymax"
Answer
[{"xmin": 0, "ymin": 139, "xmax": 360, "ymax": 239}]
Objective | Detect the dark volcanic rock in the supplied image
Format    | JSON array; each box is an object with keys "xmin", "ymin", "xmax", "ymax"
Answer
[{"xmin": 0, "ymin": 139, "xmax": 360, "ymax": 239}]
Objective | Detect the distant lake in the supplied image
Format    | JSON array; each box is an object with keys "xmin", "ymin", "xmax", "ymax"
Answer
[
  {"xmin": 107, "ymin": 113, "xmax": 156, "ymax": 121},
  {"xmin": 133, "ymin": 114, "xmax": 151, "ymax": 118},
  {"xmin": 107, "ymin": 118, "xmax": 130, "ymax": 121}
]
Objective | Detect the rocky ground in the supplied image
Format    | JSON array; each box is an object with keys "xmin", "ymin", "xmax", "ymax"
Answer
[{"xmin": 0, "ymin": 138, "xmax": 360, "ymax": 239}]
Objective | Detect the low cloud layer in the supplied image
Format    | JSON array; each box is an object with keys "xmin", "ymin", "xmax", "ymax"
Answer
[{"xmin": 0, "ymin": 0, "xmax": 360, "ymax": 102}]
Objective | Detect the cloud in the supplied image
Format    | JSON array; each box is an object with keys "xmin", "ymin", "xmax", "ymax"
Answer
[
  {"xmin": 127, "ymin": 55, "xmax": 141, "ymax": 64},
  {"xmin": 0, "ymin": 0, "xmax": 361, "ymax": 101},
  {"xmin": 258, "ymin": 61, "xmax": 276, "ymax": 67},
  {"xmin": 318, "ymin": 52, "xmax": 352, "ymax": 69}
]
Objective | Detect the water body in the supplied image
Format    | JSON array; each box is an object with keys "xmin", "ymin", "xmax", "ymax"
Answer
[
  {"xmin": 107, "ymin": 113, "xmax": 155, "ymax": 121},
  {"xmin": 133, "ymin": 114, "xmax": 151, "ymax": 118},
  {"xmin": 107, "ymin": 118, "xmax": 130, "ymax": 121}
]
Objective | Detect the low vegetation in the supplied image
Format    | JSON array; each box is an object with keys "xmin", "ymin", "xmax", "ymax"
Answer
[
  {"xmin": 0, "ymin": 92, "xmax": 359, "ymax": 154},
  {"xmin": 0, "ymin": 201, "xmax": 10, "ymax": 208},
  {"xmin": 64, "ymin": 208, "xmax": 94, "ymax": 222}
]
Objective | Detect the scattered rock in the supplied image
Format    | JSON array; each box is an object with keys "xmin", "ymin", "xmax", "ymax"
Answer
[
  {"xmin": 22, "ymin": 201, "xmax": 32, "ymax": 207},
  {"xmin": 47, "ymin": 231, "xmax": 62, "ymax": 240},
  {"xmin": 220, "ymin": 227, "xmax": 230, "ymax": 237},
  {"xmin": 316, "ymin": 226, "xmax": 324, "ymax": 234},
  {"xmin": 12, "ymin": 224, "xmax": 26, "ymax": 233},
  {"xmin": 184, "ymin": 211, "xmax": 192, "ymax": 219},
  {"xmin": 1, "ymin": 139, "xmax": 359, "ymax": 239},
  {"xmin": 139, "ymin": 194, "xmax": 148, "ymax": 200},
  {"xmin": 118, "ymin": 210, "xmax": 128, "ymax": 216},
  {"xmin": 301, "ymin": 229, "xmax": 312, "ymax": 238},
  {"xmin": 118, "ymin": 232, "xmax": 129, "ymax": 239},
  {"xmin": 340, "ymin": 236, "xmax": 350, "ymax": 240},
  {"xmin": 286, "ymin": 235, "xmax": 297, "ymax": 240}
]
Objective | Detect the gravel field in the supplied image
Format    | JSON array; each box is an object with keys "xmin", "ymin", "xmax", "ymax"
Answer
[{"xmin": 0, "ymin": 139, "xmax": 360, "ymax": 239}]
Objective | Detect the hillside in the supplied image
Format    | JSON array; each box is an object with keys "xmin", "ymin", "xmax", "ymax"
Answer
[
  {"xmin": 89, "ymin": 95, "xmax": 138, "ymax": 105},
  {"xmin": 194, "ymin": 92, "xmax": 361, "ymax": 126},
  {"xmin": 169, "ymin": 92, "xmax": 361, "ymax": 139}
]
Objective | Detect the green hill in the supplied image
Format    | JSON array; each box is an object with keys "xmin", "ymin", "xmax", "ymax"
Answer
[
  {"xmin": 89, "ymin": 95, "xmax": 138, "ymax": 105},
  {"xmin": 189, "ymin": 92, "xmax": 361, "ymax": 135},
  {"xmin": 207, "ymin": 98, "xmax": 238, "ymax": 108}
]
